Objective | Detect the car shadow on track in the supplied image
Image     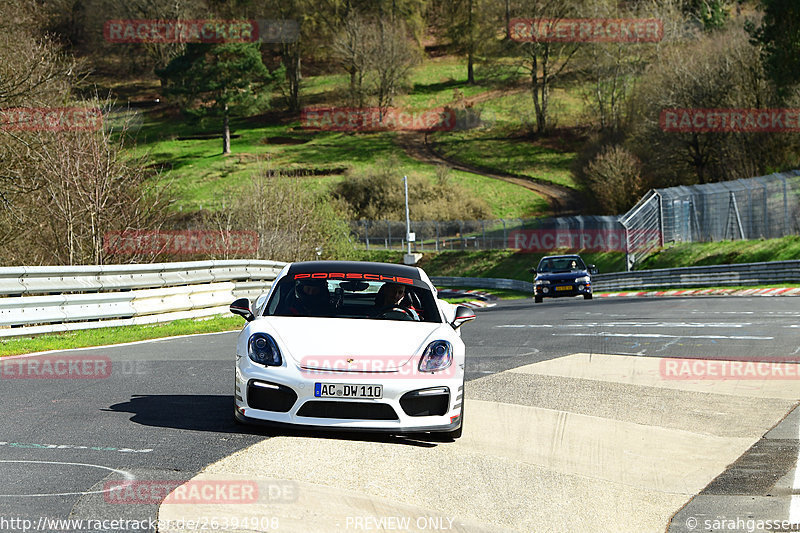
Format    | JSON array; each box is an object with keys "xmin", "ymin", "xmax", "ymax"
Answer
[{"xmin": 106, "ymin": 394, "xmax": 446, "ymax": 447}]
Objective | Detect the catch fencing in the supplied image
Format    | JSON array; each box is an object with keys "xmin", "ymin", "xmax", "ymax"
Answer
[
  {"xmin": 350, "ymin": 216, "xmax": 625, "ymax": 252},
  {"xmin": 620, "ymin": 170, "xmax": 800, "ymax": 269}
]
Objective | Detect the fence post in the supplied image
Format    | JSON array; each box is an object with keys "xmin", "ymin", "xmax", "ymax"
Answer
[
  {"xmin": 502, "ymin": 219, "xmax": 507, "ymax": 250},
  {"xmin": 657, "ymin": 192, "xmax": 664, "ymax": 247},
  {"xmin": 387, "ymin": 220, "xmax": 392, "ymax": 250},
  {"xmin": 435, "ymin": 221, "xmax": 440, "ymax": 252},
  {"xmin": 365, "ymin": 220, "xmax": 370, "ymax": 251},
  {"xmin": 763, "ymin": 180, "xmax": 769, "ymax": 237},
  {"xmin": 783, "ymin": 174, "xmax": 789, "ymax": 236}
]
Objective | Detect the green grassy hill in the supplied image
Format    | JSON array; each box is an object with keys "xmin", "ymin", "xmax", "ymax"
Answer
[{"xmin": 116, "ymin": 56, "xmax": 582, "ymax": 218}]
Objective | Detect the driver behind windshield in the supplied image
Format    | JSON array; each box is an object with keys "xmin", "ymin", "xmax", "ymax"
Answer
[{"xmin": 373, "ymin": 282, "xmax": 420, "ymax": 320}]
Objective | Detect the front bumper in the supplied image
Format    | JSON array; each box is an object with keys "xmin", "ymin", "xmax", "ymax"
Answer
[
  {"xmin": 535, "ymin": 282, "xmax": 592, "ymax": 298},
  {"xmin": 235, "ymin": 357, "xmax": 464, "ymax": 434}
]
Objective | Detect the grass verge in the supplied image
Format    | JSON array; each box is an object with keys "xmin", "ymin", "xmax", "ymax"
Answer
[
  {"xmin": 0, "ymin": 314, "xmax": 244, "ymax": 357},
  {"xmin": 639, "ymin": 236, "xmax": 800, "ymax": 269}
]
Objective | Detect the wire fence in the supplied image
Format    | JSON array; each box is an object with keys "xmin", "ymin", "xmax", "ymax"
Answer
[
  {"xmin": 620, "ymin": 170, "xmax": 800, "ymax": 268},
  {"xmin": 349, "ymin": 216, "xmax": 625, "ymax": 252}
]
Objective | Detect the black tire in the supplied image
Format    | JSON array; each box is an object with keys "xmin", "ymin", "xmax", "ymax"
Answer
[
  {"xmin": 584, "ymin": 294, "xmax": 593, "ymax": 300},
  {"xmin": 534, "ymin": 295, "xmax": 543, "ymax": 303}
]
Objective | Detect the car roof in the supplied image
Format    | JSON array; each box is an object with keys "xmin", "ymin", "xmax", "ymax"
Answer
[
  {"xmin": 539, "ymin": 254, "xmax": 583, "ymax": 260},
  {"xmin": 286, "ymin": 260, "xmax": 422, "ymax": 280}
]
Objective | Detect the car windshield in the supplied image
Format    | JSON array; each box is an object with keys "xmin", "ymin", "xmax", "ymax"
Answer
[
  {"xmin": 538, "ymin": 257, "xmax": 586, "ymax": 273},
  {"xmin": 263, "ymin": 277, "xmax": 442, "ymax": 322}
]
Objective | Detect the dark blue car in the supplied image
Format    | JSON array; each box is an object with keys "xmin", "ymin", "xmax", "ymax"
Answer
[{"xmin": 530, "ymin": 254, "xmax": 598, "ymax": 303}]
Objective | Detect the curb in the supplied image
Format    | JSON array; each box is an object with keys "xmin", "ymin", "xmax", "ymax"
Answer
[
  {"xmin": 436, "ymin": 289, "xmax": 498, "ymax": 308},
  {"xmin": 595, "ymin": 287, "xmax": 800, "ymax": 298}
]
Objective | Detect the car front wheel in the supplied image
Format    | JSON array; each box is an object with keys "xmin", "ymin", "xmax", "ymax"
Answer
[{"xmin": 584, "ymin": 294, "xmax": 593, "ymax": 300}]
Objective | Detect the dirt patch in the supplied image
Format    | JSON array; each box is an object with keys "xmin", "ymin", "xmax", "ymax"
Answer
[
  {"xmin": 260, "ymin": 136, "xmax": 311, "ymax": 145},
  {"xmin": 177, "ymin": 134, "xmax": 241, "ymax": 141}
]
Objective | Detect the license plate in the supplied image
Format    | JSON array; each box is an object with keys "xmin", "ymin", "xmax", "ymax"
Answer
[
  {"xmin": 556, "ymin": 285, "xmax": 573, "ymax": 291},
  {"xmin": 314, "ymin": 383, "xmax": 383, "ymax": 399}
]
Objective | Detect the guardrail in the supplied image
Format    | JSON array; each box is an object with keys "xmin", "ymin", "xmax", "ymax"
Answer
[
  {"xmin": 592, "ymin": 260, "xmax": 800, "ymax": 291},
  {"xmin": 432, "ymin": 260, "xmax": 800, "ymax": 294},
  {"xmin": 5, "ymin": 259, "xmax": 796, "ymax": 338},
  {"xmin": 0, "ymin": 260, "xmax": 286, "ymax": 338},
  {"xmin": 430, "ymin": 277, "xmax": 534, "ymax": 293}
]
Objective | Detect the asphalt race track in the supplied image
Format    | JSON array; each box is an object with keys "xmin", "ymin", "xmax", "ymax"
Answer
[{"xmin": 1, "ymin": 295, "xmax": 800, "ymax": 532}]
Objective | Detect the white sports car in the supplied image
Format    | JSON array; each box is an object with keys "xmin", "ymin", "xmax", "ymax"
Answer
[{"xmin": 230, "ymin": 261, "xmax": 475, "ymax": 439}]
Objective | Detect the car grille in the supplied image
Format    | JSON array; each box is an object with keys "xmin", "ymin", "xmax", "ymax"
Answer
[
  {"xmin": 247, "ymin": 381, "xmax": 297, "ymax": 413},
  {"xmin": 296, "ymin": 401, "xmax": 398, "ymax": 420},
  {"xmin": 400, "ymin": 388, "xmax": 450, "ymax": 417}
]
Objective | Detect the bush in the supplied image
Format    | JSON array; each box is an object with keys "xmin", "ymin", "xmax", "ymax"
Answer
[
  {"xmin": 582, "ymin": 145, "xmax": 646, "ymax": 214},
  {"xmin": 332, "ymin": 158, "xmax": 491, "ymax": 221},
  {"xmin": 214, "ymin": 168, "xmax": 355, "ymax": 262}
]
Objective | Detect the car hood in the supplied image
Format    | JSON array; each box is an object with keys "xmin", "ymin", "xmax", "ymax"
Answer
[
  {"xmin": 536, "ymin": 270, "xmax": 590, "ymax": 282},
  {"xmin": 258, "ymin": 317, "xmax": 446, "ymax": 371}
]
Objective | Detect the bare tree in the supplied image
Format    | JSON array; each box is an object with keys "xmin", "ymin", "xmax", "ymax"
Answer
[
  {"xmin": 114, "ymin": 0, "xmax": 206, "ymax": 69},
  {"xmin": 24, "ymin": 110, "xmax": 174, "ymax": 264},
  {"xmin": 332, "ymin": 13, "xmax": 373, "ymax": 107},
  {"xmin": 577, "ymin": 0, "xmax": 691, "ymax": 132},
  {"xmin": 512, "ymin": 0, "xmax": 583, "ymax": 134},
  {"xmin": 628, "ymin": 26, "xmax": 789, "ymax": 187},
  {"xmin": 368, "ymin": 18, "xmax": 419, "ymax": 116}
]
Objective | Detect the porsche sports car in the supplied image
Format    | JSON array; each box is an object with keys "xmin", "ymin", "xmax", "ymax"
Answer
[
  {"xmin": 230, "ymin": 261, "xmax": 476, "ymax": 439},
  {"xmin": 531, "ymin": 254, "xmax": 598, "ymax": 303}
]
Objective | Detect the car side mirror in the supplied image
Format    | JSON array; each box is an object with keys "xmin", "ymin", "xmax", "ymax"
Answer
[
  {"xmin": 588, "ymin": 265, "xmax": 598, "ymax": 275},
  {"xmin": 529, "ymin": 267, "xmax": 537, "ymax": 274},
  {"xmin": 451, "ymin": 305, "xmax": 476, "ymax": 329},
  {"xmin": 230, "ymin": 297, "xmax": 254, "ymax": 322}
]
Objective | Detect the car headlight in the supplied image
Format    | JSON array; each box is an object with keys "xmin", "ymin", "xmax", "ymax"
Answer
[
  {"xmin": 248, "ymin": 333, "xmax": 282, "ymax": 366},
  {"xmin": 535, "ymin": 279, "xmax": 551, "ymax": 286},
  {"xmin": 419, "ymin": 340, "xmax": 453, "ymax": 372},
  {"xmin": 575, "ymin": 276, "xmax": 590, "ymax": 283}
]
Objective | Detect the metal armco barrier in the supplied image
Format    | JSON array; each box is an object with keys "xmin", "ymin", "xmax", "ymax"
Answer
[
  {"xmin": 0, "ymin": 260, "xmax": 286, "ymax": 338},
  {"xmin": 592, "ymin": 260, "xmax": 800, "ymax": 291},
  {"xmin": 433, "ymin": 260, "xmax": 800, "ymax": 293},
  {"xmin": 431, "ymin": 277, "xmax": 535, "ymax": 293}
]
